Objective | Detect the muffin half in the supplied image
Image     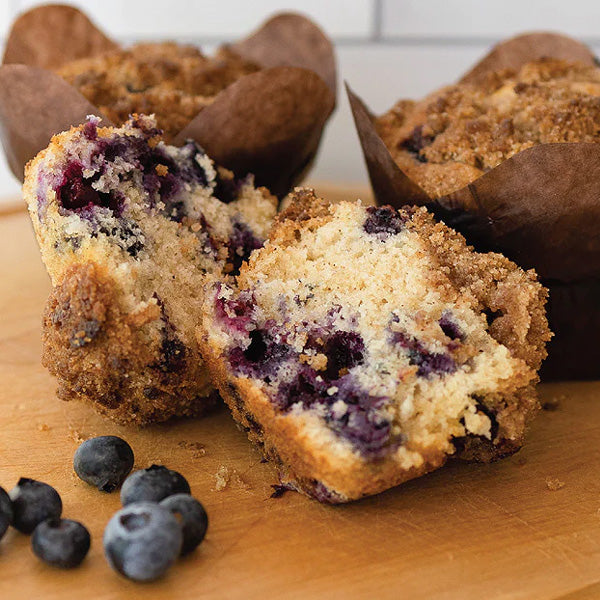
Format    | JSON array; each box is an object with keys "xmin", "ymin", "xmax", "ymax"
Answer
[
  {"xmin": 198, "ymin": 189, "xmax": 551, "ymax": 502},
  {"xmin": 24, "ymin": 114, "xmax": 277, "ymax": 424}
]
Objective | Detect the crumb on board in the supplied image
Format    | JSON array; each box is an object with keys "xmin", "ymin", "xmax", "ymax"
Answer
[
  {"xmin": 37, "ymin": 423, "xmax": 50, "ymax": 431},
  {"xmin": 68, "ymin": 425, "xmax": 86, "ymax": 444},
  {"xmin": 214, "ymin": 465, "xmax": 231, "ymax": 491},
  {"xmin": 212, "ymin": 466, "xmax": 252, "ymax": 492},
  {"xmin": 234, "ymin": 472, "xmax": 252, "ymax": 491},
  {"xmin": 545, "ymin": 476, "xmax": 565, "ymax": 491},
  {"xmin": 541, "ymin": 395, "xmax": 565, "ymax": 411},
  {"xmin": 177, "ymin": 440, "xmax": 206, "ymax": 459}
]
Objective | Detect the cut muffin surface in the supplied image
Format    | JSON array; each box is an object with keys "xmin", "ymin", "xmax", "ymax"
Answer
[
  {"xmin": 376, "ymin": 58, "xmax": 600, "ymax": 198},
  {"xmin": 57, "ymin": 43, "xmax": 260, "ymax": 141},
  {"xmin": 24, "ymin": 114, "xmax": 277, "ymax": 424},
  {"xmin": 198, "ymin": 189, "xmax": 551, "ymax": 503}
]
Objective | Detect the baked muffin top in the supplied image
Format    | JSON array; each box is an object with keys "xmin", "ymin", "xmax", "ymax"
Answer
[
  {"xmin": 57, "ymin": 42, "xmax": 260, "ymax": 141},
  {"xmin": 376, "ymin": 58, "xmax": 600, "ymax": 198}
]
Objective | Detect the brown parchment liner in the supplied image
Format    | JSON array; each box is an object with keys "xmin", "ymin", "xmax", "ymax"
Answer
[
  {"xmin": 348, "ymin": 33, "xmax": 600, "ymax": 380},
  {"xmin": 0, "ymin": 4, "xmax": 336, "ymax": 197}
]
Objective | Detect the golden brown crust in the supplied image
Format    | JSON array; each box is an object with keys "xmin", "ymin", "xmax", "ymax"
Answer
[
  {"xmin": 410, "ymin": 209, "xmax": 549, "ymax": 372},
  {"xmin": 276, "ymin": 188, "xmax": 333, "ymax": 225},
  {"xmin": 57, "ymin": 43, "xmax": 260, "ymax": 141},
  {"xmin": 44, "ymin": 263, "xmax": 215, "ymax": 424},
  {"xmin": 395, "ymin": 207, "xmax": 547, "ymax": 452},
  {"xmin": 376, "ymin": 58, "xmax": 600, "ymax": 197}
]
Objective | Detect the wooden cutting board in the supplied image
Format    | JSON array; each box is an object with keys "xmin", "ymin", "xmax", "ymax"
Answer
[{"xmin": 1, "ymin": 187, "xmax": 600, "ymax": 600}]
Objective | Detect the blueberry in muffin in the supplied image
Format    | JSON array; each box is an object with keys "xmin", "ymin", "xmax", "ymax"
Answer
[
  {"xmin": 197, "ymin": 189, "xmax": 551, "ymax": 503},
  {"xmin": 24, "ymin": 114, "xmax": 277, "ymax": 424}
]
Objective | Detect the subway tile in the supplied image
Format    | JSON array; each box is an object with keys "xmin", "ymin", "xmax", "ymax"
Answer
[
  {"xmin": 0, "ymin": 156, "xmax": 22, "ymax": 202},
  {"xmin": 14, "ymin": 1, "xmax": 375, "ymax": 40},
  {"xmin": 0, "ymin": 3, "xmax": 12, "ymax": 40},
  {"xmin": 381, "ymin": 0, "xmax": 600, "ymax": 40}
]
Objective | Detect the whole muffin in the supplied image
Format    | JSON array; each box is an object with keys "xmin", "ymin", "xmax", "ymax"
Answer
[
  {"xmin": 57, "ymin": 43, "xmax": 260, "ymax": 142},
  {"xmin": 24, "ymin": 114, "xmax": 277, "ymax": 424},
  {"xmin": 376, "ymin": 58, "xmax": 600, "ymax": 198},
  {"xmin": 198, "ymin": 189, "xmax": 551, "ymax": 503}
]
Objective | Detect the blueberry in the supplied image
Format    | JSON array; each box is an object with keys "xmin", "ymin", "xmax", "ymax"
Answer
[
  {"xmin": 227, "ymin": 222, "xmax": 262, "ymax": 275},
  {"xmin": 322, "ymin": 331, "xmax": 364, "ymax": 380},
  {"xmin": 120, "ymin": 465, "xmax": 190, "ymax": 506},
  {"xmin": 31, "ymin": 518, "xmax": 90, "ymax": 568},
  {"xmin": 55, "ymin": 162, "xmax": 120, "ymax": 214},
  {"xmin": 400, "ymin": 124, "xmax": 433, "ymax": 161},
  {"xmin": 363, "ymin": 206, "xmax": 406, "ymax": 238},
  {"xmin": 74, "ymin": 436, "xmax": 135, "ymax": 493},
  {"xmin": 157, "ymin": 336, "xmax": 187, "ymax": 373},
  {"xmin": 160, "ymin": 494, "xmax": 208, "ymax": 555},
  {"xmin": 9, "ymin": 478, "xmax": 62, "ymax": 534},
  {"xmin": 439, "ymin": 312, "xmax": 464, "ymax": 341},
  {"xmin": 0, "ymin": 486, "xmax": 13, "ymax": 540},
  {"xmin": 392, "ymin": 331, "xmax": 457, "ymax": 377},
  {"xmin": 104, "ymin": 502, "xmax": 183, "ymax": 582},
  {"xmin": 228, "ymin": 329, "xmax": 292, "ymax": 379}
]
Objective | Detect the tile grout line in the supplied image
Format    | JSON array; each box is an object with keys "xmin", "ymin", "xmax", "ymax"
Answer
[
  {"xmin": 113, "ymin": 34, "xmax": 600, "ymax": 48},
  {"xmin": 372, "ymin": 0, "xmax": 383, "ymax": 41}
]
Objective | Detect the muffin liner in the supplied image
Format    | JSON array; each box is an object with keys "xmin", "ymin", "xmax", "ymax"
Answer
[
  {"xmin": 0, "ymin": 4, "xmax": 336, "ymax": 197},
  {"xmin": 539, "ymin": 281, "xmax": 600, "ymax": 381},
  {"xmin": 347, "ymin": 33, "xmax": 600, "ymax": 379}
]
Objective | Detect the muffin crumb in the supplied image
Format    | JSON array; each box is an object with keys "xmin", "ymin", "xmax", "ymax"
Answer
[
  {"xmin": 214, "ymin": 466, "xmax": 231, "ymax": 491},
  {"xmin": 545, "ymin": 476, "xmax": 565, "ymax": 491}
]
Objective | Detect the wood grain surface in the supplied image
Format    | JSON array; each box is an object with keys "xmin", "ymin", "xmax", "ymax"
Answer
[{"xmin": 0, "ymin": 188, "xmax": 599, "ymax": 600}]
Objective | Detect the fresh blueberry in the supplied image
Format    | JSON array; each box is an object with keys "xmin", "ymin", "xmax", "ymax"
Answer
[
  {"xmin": 0, "ymin": 486, "xmax": 13, "ymax": 540},
  {"xmin": 160, "ymin": 494, "xmax": 208, "ymax": 555},
  {"xmin": 9, "ymin": 478, "xmax": 62, "ymax": 534},
  {"xmin": 74, "ymin": 436, "xmax": 135, "ymax": 493},
  {"xmin": 104, "ymin": 502, "xmax": 183, "ymax": 582},
  {"xmin": 120, "ymin": 465, "xmax": 190, "ymax": 506},
  {"xmin": 31, "ymin": 518, "xmax": 91, "ymax": 568}
]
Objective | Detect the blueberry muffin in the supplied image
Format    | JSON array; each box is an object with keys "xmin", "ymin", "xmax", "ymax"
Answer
[
  {"xmin": 57, "ymin": 43, "xmax": 260, "ymax": 142},
  {"xmin": 197, "ymin": 189, "xmax": 551, "ymax": 503},
  {"xmin": 376, "ymin": 58, "xmax": 600, "ymax": 198},
  {"xmin": 23, "ymin": 115, "xmax": 277, "ymax": 424}
]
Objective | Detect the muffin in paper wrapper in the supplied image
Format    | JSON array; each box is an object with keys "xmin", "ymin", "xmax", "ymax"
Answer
[
  {"xmin": 0, "ymin": 4, "xmax": 336, "ymax": 198},
  {"xmin": 348, "ymin": 32, "xmax": 600, "ymax": 380}
]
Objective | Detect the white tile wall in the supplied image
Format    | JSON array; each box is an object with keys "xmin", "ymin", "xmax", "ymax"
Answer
[
  {"xmin": 381, "ymin": 0, "xmax": 600, "ymax": 40},
  {"xmin": 16, "ymin": 1, "xmax": 375, "ymax": 39},
  {"xmin": 0, "ymin": 1, "xmax": 599, "ymax": 202}
]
